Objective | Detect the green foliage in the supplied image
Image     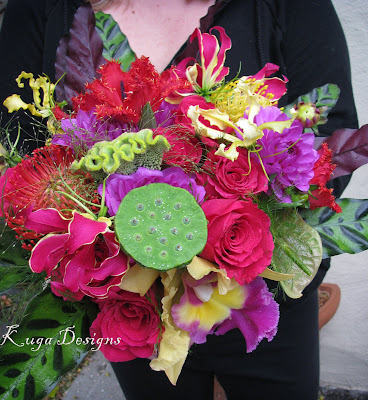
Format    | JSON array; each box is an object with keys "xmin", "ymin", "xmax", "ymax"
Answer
[
  {"xmin": 138, "ymin": 103, "xmax": 158, "ymax": 131},
  {"xmin": 0, "ymin": 219, "xmax": 28, "ymax": 266},
  {"xmin": 300, "ymin": 198, "xmax": 368, "ymax": 258},
  {"xmin": 115, "ymin": 183, "xmax": 208, "ymax": 271},
  {"xmin": 72, "ymin": 129, "xmax": 170, "ymax": 178},
  {"xmin": 0, "ymin": 289, "xmax": 98, "ymax": 400},
  {"xmin": 270, "ymin": 209, "xmax": 322, "ymax": 298},
  {"xmin": 0, "ymin": 262, "xmax": 32, "ymax": 295},
  {"xmin": 94, "ymin": 11, "xmax": 136, "ymax": 71},
  {"xmin": 284, "ymin": 83, "xmax": 340, "ymax": 127}
]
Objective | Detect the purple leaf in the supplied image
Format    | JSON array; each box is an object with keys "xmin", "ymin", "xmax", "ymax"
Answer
[
  {"xmin": 313, "ymin": 125, "xmax": 368, "ymax": 179},
  {"xmin": 55, "ymin": 4, "xmax": 105, "ymax": 108}
]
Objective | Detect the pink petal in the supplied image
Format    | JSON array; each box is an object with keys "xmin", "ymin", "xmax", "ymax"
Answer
[
  {"xmin": 24, "ymin": 208, "xmax": 69, "ymax": 234},
  {"xmin": 209, "ymin": 26, "xmax": 231, "ymax": 81},
  {"xmin": 63, "ymin": 245, "xmax": 95, "ymax": 291},
  {"xmin": 66, "ymin": 213, "xmax": 109, "ymax": 253},
  {"xmin": 30, "ymin": 233, "xmax": 69, "ymax": 275}
]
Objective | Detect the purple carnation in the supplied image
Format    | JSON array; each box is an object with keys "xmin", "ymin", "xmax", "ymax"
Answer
[
  {"xmin": 99, "ymin": 167, "xmax": 206, "ymax": 216},
  {"xmin": 52, "ymin": 109, "xmax": 133, "ymax": 150},
  {"xmin": 154, "ymin": 101, "xmax": 178, "ymax": 127},
  {"xmin": 255, "ymin": 107, "xmax": 318, "ymax": 202}
]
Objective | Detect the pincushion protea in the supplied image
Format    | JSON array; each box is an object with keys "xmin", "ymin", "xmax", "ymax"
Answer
[{"xmin": 2, "ymin": 145, "xmax": 99, "ymax": 249}]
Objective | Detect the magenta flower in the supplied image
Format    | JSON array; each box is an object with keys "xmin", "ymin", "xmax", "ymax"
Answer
[
  {"xmin": 215, "ymin": 277, "xmax": 279, "ymax": 352},
  {"xmin": 247, "ymin": 63, "xmax": 288, "ymax": 102},
  {"xmin": 100, "ymin": 167, "xmax": 206, "ymax": 216},
  {"xmin": 29, "ymin": 210, "xmax": 129, "ymax": 300},
  {"xmin": 90, "ymin": 289, "xmax": 162, "ymax": 362},
  {"xmin": 172, "ymin": 273, "xmax": 279, "ymax": 352},
  {"xmin": 255, "ymin": 107, "xmax": 318, "ymax": 202},
  {"xmin": 177, "ymin": 26, "xmax": 231, "ymax": 92}
]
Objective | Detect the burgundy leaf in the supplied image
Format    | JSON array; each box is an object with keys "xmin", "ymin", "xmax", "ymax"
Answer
[
  {"xmin": 313, "ymin": 125, "xmax": 368, "ymax": 179},
  {"xmin": 55, "ymin": 4, "xmax": 105, "ymax": 107}
]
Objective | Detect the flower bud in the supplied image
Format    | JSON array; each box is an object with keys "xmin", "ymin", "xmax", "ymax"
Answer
[{"xmin": 291, "ymin": 102, "xmax": 321, "ymax": 128}]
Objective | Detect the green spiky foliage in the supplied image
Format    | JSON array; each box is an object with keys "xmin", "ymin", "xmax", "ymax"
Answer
[
  {"xmin": 115, "ymin": 183, "xmax": 208, "ymax": 271},
  {"xmin": 71, "ymin": 129, "xmax": 170, "ymax": 178}
]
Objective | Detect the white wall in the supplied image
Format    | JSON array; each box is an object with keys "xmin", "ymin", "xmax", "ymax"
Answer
[{"xmin": 320, "ymin": 0, "xmax": 368, "ymax": 391}]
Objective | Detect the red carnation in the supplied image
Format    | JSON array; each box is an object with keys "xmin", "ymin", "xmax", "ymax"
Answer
[
  {"xmin": 309, "ymin": 143, "xmax": 341, "ymax": 212},
  {"xmin": 73, "ymin": 58, "xmax": 188, "ymax": 124}
]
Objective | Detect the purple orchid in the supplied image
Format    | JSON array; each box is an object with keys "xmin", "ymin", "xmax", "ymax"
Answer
[{"xmin": 171, "ymin": 273, "xmax": 279, "ymax": 352}]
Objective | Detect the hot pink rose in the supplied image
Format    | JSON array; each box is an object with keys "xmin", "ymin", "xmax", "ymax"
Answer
[
  {"xmin": 196, "ymin": 149, "xmax": 268, "ymax": 199},
  {"xmin": 201, "ymin": 199, "xmax": 274, "ymax": 284},
  {"xmin": 90, "ymin": 289, "xmax": 162, "ymax": 362}
]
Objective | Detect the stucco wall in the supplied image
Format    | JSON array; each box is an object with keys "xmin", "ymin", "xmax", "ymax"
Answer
[{"xmin": 320, "ymin": 0, "xmax": 368, "ymax": 391}]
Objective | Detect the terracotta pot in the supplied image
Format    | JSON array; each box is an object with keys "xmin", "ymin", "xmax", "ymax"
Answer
[{"xmin": 318, "ymin": 283, "xmax": 341, "ymax": 330}]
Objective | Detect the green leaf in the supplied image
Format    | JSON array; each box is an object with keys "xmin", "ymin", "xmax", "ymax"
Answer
[
  {"xmin": 284, "ymin": 83, "xmax": 340, "ymax": 124},
  {"xmin": 270, "ymin": 210, "xmax": 322, "ymax": 298},
  {"xmin": 95, "ymin": 11, "xmax": 136, "ymax": 71},
  {"xmin": 0, "ymin": 218, "xmax": 29, "ymax": 266},
  {"xmin": 138, "ymin": 103, "xmax": 157, "ymax": 131},
  {"xmin": 0, "ymin": 289, "xmax": 98, "ymax": 400},
  {"xmin": 0, "ymin": 261, "xmax": 32, "ymax": 294},
  {"xmin": 300, "ymin": 198, "xmax": 368, "ymax": 258}
]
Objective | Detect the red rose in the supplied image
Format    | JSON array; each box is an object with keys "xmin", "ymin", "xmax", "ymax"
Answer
[
  {"xmin": 155, "ymin": 125, "xmax": 202, "ymax": 171},
  {"xmin": 201, "ymin": 199, "xmax": 274, "ymax": 285},
  {"xmin": 90, "ymin": 289, "xmax": 162, "ymax": 362},
  {"xmin": 196, "ymin": 149, "xmax": 268, "ymax": 199}
]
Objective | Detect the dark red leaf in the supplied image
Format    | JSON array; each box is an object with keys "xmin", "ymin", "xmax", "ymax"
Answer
[
  {"xmin": 313, "ymin": 125, "xmax": 368, "ymax": 179},
  {"xmin": 54, "ymin": 4, "xmax": 105, "ymax": 108}
]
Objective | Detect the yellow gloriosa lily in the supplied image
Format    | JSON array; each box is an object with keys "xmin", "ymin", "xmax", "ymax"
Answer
[
  {"xmin": 187, "ymin": 104, "xmax": 293, "ymax": 161},
  {"xmin": 150, "ymin": 269, "xmax": 190, "ymax": 386},
  {"xmin": 3, "ymin": 71, "xmax": 56, "ymax": 118}
]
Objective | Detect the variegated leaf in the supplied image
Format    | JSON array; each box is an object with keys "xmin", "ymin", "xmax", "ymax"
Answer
[
  {"xmin": 0, "ymin": 289, "xmax": 97, "ymax": 400},
  {"xmin": 300, "ymin": 198, "xmax": 368, "ymax": 258},
  {"xmin": 95, "ymin": 12, "xmax": 136, "ymax": 71},
  {"xmin": 270, "ymin": 210, "xmax": 322, "ymax": 299}
]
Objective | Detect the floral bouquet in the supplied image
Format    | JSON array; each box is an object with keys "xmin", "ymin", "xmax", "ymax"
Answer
[{"xmin": 1, "ymin": 5, "xmax": 368, "ymax": 399}]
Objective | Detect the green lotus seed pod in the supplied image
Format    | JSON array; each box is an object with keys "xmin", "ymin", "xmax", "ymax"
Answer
[{"xmin": 115, "ymin": 183, "xmax": 208, "ymax": 271}]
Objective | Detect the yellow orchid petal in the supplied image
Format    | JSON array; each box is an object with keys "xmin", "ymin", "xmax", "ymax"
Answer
[
  {"xmin": 185, "ymin": 65, "xmax": 199, "ymax": 88},
  {"xmin": 215, "ymin": 142, "xmax": 241, "ymax": 161},
  {"xmin": 235, "ymin": 118, "xmax": 264, "ymax": 146},
  {"xmin": 119, "ymin": 264, "xmax": 159, "ymax": 296},
  {"xmin": 3, "ymin": 71, "xmax": 56, "ymax": 118},
  {"xmin": 3, "ymin": 94, "xmax": 42, "ymax": 117},
  {"xmin": 186, "ymin": 256, "xmax": 237, "ymax": 295},
  {"xmin": 173, "ymin": 280, "xmax": 245, "ymax": 337},
  {"xmin": 187, "ymin": 105, "xmax": 237, "ymax": 141},
  {"xmin": 258, "ymin": 119, "xmax": 293, "ymax": 134},
  {"xmin": 150, "ymin": 270, "xmax": 190, "ymax": 385}
]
